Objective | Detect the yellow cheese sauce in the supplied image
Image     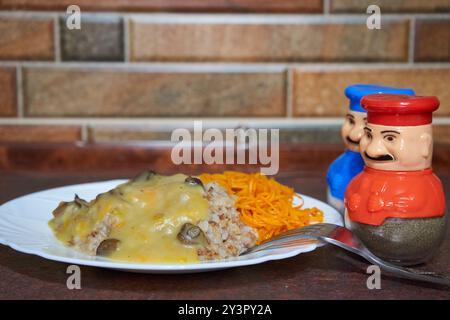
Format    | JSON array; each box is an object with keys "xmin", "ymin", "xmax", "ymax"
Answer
[{"xmin": 49, "ymin": 173, "xmax": 210, "ymax": 263}]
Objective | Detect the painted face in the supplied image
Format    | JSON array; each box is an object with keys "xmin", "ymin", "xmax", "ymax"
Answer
[
  {"xmin": 359, "ymin": 123, "xmax": 433, "ymax": 171},
  {"xmin": 341, "ymin": 111, "xmax": 367, "ymax": 152}
]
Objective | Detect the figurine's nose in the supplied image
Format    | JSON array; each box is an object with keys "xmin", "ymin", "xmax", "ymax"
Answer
[
  {"xmin": 365, "ymin": 137, "xmax": 388, "ymax": 158},
  {"xmin": 348, "ymin": 126, "xmax": 363, "ymax": 142}
]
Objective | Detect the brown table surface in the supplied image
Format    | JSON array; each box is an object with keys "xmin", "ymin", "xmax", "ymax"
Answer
[{"xmin": 0, "ymin": 142, "xmax": 449, "ymax": 299}]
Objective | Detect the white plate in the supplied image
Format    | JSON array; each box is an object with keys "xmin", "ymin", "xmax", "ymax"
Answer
[{"xmin": 0, "ymin": 179, "xmax": 343, "ymax": 273}]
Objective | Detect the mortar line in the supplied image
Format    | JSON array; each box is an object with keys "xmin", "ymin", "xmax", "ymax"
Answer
[
  {"xmin": 0, "ymin": 61, "xmax": 449, "ymax": 71},
  {"xmin": 1, "ymin": 11, "xmax": 449, "ymax": 21},
  {"xmin": 408, "ymin": 16, "xmax": 416, "ymax": 64},
  {"xmin": 0, "ymin": 117, "xmax": 449, "ymax": 126},
  {"xmin": 15, "ymin": 66, "xmax": 24, "ymax": 118},
  {"xmin": 53, "ymin": 13, "xmax": 62, "ymax": 62},
  {"xmin": 98, "ymin": 13, "xmax": 450, "ymax": 22},
  {"xmin": 81, "ymin": 125, "xmax": 89, "ymax": 142},
  {"xmin": 323, "ymin": 0, "xmax": 330, "ymax": 15},
  {"xmin": 123, "ymin": 14, "xmax": 131, "ymax": 62},
  {"xmin": 286, "ymin": 68, "xmax": 294, "ymax": 118},
  {"xmin": 0, "ymin": 118, "xmax": 343, "ymax": 127},
  {"xmin": 129, "ymin": 14, "xmax": 405, "ymax": 24}
]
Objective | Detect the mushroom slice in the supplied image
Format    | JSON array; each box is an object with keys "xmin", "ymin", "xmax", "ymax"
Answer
[
  {"xmin": 52, "ymin": 201, "xmax": 70, "ymax": 217},
  {"xmin": 96, "ymin": 239, "xmax": 121, "ymax": 256},
  {"xmin": 184, "ymin": 176, "xmax": 204, "ymax": 189},
  {"xmin": 52, "ymin": 195, "xmax": 89, "ymax": 217},
  {"xmin": 74, "ymin": 194, "xmax": 89, "ymax": 208},
  {"xmin": 132, "ymin": 170, "xmax": 156, "ymax": 183},
  {"xmin": 177, "ymin": 223, "xmax": 207, "ymax": 246}
]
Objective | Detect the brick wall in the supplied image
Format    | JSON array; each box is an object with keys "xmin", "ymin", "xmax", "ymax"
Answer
[{"xmin": 0, "ymin": 0, "xmax": 449, "ymax": 144}]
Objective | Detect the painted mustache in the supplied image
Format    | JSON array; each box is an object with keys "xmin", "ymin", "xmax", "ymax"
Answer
[
  {"xmin": 364, "ymin": 152, "xmax": 394, "ymax": 161},
  {"xmin": 346, "ymin": 137, "xmax": 360, "ymax": 145}
]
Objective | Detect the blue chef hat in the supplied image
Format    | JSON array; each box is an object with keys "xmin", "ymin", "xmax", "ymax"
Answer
[{"xmin": 345, "ymin": 84, "xmax": 416, "ymax": 113}]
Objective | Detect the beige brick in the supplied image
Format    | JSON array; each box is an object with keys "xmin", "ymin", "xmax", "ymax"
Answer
[
  {"xmin": 89, "ymin": 126, "xmax": 343, "ymax": 144},
  {"xmin": 130, "ymin": 20, "xmax": 409, "ymax": 62},
  {"xmin": 23, "ymin": 68, "xmax": 286, "ymax": 117},
  {"xmin": 89, "ymin": 127, "xmax": 172, "ymax": 142},
  {"xmin": 293, "ymin": 68, "xmax": 450, "ymax": 117}
]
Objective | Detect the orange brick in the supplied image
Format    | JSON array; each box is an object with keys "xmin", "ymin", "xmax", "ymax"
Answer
[
  {"xmin": 0, "ymin": 67, "xmax": 17, "ymax": 117},
  {"xmin": 0, "ymin": 125, "xmax": 82, "ymax": 143},
  {"xmin": 331, "ymin": 0, "xmax": 450, "ymax": 13},
  {"xmin": 415, "ymin": 20, "xmax": 450, "ymax": 62},
  {"xmin": 0, "ymin": 18, "xmax": 54, "ymax": 60}
]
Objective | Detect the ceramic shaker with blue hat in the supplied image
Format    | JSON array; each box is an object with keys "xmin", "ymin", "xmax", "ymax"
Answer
[{"xmin": 326, "ymin": 84, "xmax": 416, "ymax": 214}]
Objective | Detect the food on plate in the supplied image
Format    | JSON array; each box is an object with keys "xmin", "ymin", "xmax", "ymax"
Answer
[
  {"xmin": 48, "ymin": 172, "xmax": 258, "ymax": 263},
  {"xmin": 49, "ymin": 170, "xmax": 324, "ymax": 263},
  {"xmin": 199, "ymin": 171, "xmax": 324, "ymax": 243}
]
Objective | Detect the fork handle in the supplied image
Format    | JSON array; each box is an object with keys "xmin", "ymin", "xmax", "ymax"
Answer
[
  {"xmin": 363, "ymin": 251, "xmax": 450, "ymax": 287},
  {"xmin": 320, "ymin": 237, "xmax": 450, "ymax": 286},
  {"xmin": 329, "ymin": 239, "xmax": 450, "ymax": 287}
]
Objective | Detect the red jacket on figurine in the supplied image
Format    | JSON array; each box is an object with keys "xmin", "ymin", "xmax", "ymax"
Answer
[
  {"xmin": 345, "ymin": 94, "xmax": 446, "ymax": 226},
  {"xmin": 346, "ymin": 167, "xmax": 445, "ymax": 226}
]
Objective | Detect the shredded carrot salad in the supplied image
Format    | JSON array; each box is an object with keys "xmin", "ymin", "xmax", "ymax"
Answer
[{"xmin": 199, "ymin": 171, "xmax": 324, "ymax": 244}]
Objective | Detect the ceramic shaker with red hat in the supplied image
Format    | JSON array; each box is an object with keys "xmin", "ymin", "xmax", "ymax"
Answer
[
  {"xmin": 326, "ymin": 85, "xmax": 415, "ymax": 214},
  {"xmin": 344, "ymin": 94, "xmax": 447, "ymax": 265}
]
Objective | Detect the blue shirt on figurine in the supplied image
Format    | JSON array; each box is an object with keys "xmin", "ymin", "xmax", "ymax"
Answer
[
  {"xmin": 327, "ymin": 149, "xmax": 365, "ymax": 201},
  {"xmin": 326, "ymin": 84, "xmax": 415, "ymax": 214}
]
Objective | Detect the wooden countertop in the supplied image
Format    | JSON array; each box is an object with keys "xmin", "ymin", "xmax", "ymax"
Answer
[{"xmin": 0, "ymin": 142, "xmax": 449, "ymax": 299}]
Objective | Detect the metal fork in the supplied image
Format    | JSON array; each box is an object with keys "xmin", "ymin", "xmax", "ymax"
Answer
[{"xmin": 241, "ymin": 223, "xmax": 450, "ymax": 286}]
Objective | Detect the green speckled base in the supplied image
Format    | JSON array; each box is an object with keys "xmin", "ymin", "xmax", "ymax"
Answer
[{"xmin": 349, "ymin": 213, "xmax": 448, "ymax": 266}]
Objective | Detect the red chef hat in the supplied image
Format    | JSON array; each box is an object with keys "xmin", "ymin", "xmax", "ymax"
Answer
[{"xmin": 361, "ymin": 94, "xmax": 440, "ymax": 126}]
